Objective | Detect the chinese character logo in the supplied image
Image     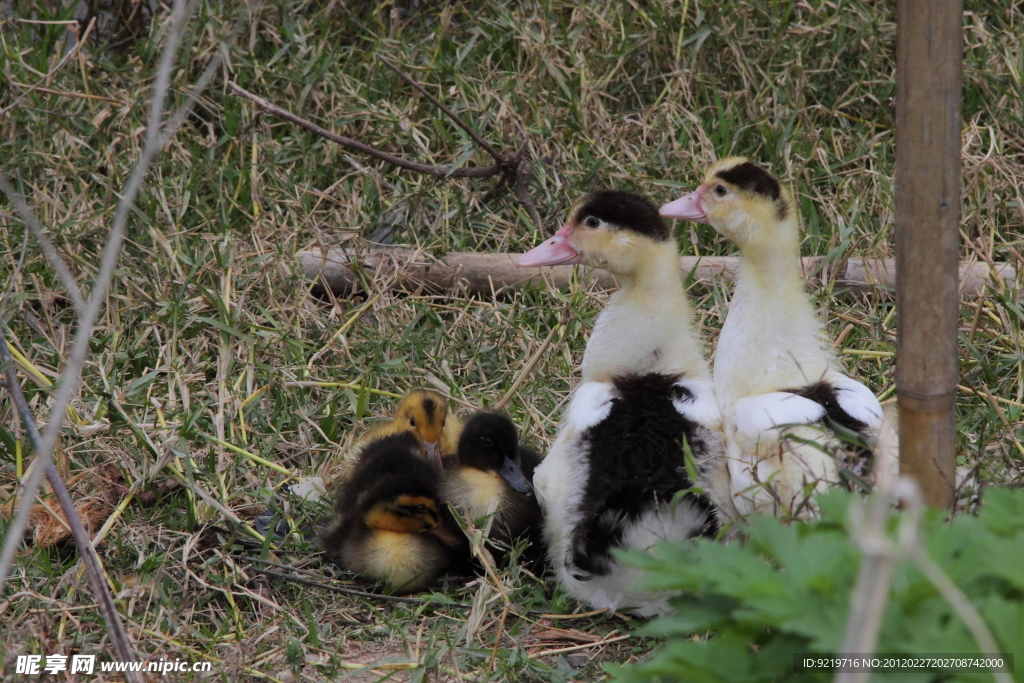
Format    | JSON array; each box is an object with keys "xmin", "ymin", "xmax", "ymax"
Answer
[{"xmin": 71, "ymin": 655, "xmax": 96, "ymax": 674}]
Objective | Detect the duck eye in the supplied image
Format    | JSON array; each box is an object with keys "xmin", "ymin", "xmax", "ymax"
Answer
[
  {"xmin": 584, "ymin": 216, "xmax": 600, "ymax": 229},
  {"xmin": 715, "ymin": 184, "xmax": 728, "ymax": 197},
  {"xmin": 415, "ymin": 505, "xmax": 428, "ymax": 513},
  {"xmin": 408, "ymin": 417, "xmax": 416, "ymax": 427}
]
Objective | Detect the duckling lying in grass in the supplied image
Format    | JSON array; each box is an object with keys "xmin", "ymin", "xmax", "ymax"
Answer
[
  {"xmin": 440, "ymin": 412, "xmax": 541, "ymax": 562},
  {"xmin": 661, "ymin": 158, "xmax": 897, "ymax": 519},
  {"xmin": 359, "ymin": 389, "xmax": 463, "ymax": 465},
  {"xmin": 328, "ymin": 389, "xmax": 463, "ymax": 482},
  {"xmin": 320, "ymin": 431, "xmax": 464, "ymax": 593}
]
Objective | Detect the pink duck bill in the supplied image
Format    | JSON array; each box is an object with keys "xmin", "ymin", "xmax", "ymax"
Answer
[
  {"xmin": 517, "ymin": 224, "xmax": 582, "ymax": 267},
  {"xmin": 658, "ymin": 185, "xmax": 710, "ymax": 224}
]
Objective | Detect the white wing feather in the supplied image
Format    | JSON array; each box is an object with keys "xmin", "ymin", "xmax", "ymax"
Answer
[
  {"xmin": 565, "ymin": 382, "xmax": 617, "ymax": 431},
  {"xmin": 732, "ymin": 391, "xmax": 827, "ymax": 441},
  {"xmin": 827, "ymin": 374, "xmax": 883, "ymax": 430},
  {"xmin": 671, "ymin": 378, "xmax": 722, "ymax": 429}
]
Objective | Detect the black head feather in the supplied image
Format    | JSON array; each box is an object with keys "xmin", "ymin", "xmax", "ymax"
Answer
[
  {"xmin": 713, "ymin": 162, "xmax": 789, "ymax": 221},
  {"xmin": 573, "ymin": 191, "xmax": 670, "ymax": 242},
  {"xmin": 420, "ymin": 396, "xmax": 437, "ymax": 423},
  {"xmin": 456, "ymin": 413, "xmax": 519, "ymax": 471},
  {"xmin": 713, "ymin": 162, "xmax": 781, "ymax": 201}
]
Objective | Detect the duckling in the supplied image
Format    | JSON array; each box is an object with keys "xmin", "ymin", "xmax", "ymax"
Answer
[
  {"xmin": 329, "ymin": 390, "xmax": 463, "ymax": 482},
  {"xmin": 661, "ymin": 158, "xmax": 897, "ymax": 519},
  {"xmin": 360, "ymin": 389, "xmax": 463, "ymax": 463},
  {"xmin": 517, "ymin": 191, "xmax": 725, "ymax": 616},
  {"xmin": 320, "ymin": 431, "xmax": 464, "ymax": 593},
  {"xmin": 440, "ymin": 412, "xmax": 542, "ymax": 560}
]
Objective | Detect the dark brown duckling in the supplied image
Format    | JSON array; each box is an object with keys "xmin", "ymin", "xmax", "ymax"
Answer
[
  {"xmin": 320, "ymin": 431, "xmax": 464, "ymax": 593},
  {"xmin": 440, "ymin": 413, "xmax": 542, "ymax": 562}
]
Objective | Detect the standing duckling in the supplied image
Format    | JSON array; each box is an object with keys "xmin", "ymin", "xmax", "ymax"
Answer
[
  {"xmin": 320, "ymin": 431, "xmax": 465, "ymax": 593},
  {"xmin": 517, "ymin": 191, "xmax": 725, "ymax": 616},
  {"xmin": 661, "ymin": 158, "xmax": 897, "ymax": 519},
  {"xmin": 440, "ymin": 413, "xmax": 541, "ymax": 560}
]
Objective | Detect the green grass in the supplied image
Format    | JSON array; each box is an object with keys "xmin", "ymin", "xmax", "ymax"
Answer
[{"xmin": 1, "ymin": 0, "xmax": 1023, "ymax": 680}]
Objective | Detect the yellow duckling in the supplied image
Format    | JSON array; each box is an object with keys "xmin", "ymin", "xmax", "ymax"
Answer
[
  {"xmin": 327, "ymin": 389, "xmax": 463, "ymax": 482},
  {"xmin": 361, "ymin": 389, "xmax": 462, "ymax": 463}
]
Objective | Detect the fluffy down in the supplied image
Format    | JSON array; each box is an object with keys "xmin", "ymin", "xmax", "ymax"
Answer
[
  {"xmin": 533, "ymin": 375, "xmax": 723, "ymax": 616},
  {"xmin": 661, "ymin": 158, "xmax": 897, "ymax": 519}
]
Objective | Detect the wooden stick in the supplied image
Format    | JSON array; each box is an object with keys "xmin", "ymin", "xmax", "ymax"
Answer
[
  {"xmin": 895, "ymin": 0, "xmax": 962, "ymax": 508},
  {"xmin": 296, "ymin": 247, "xmax": 1014, "ymax": 299}
]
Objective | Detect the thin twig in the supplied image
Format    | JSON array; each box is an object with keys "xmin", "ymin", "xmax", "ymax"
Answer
[
  {"xmin": 835, "ymin": 483, "xmax": 898, "ymax": 683},
  {"xmin": 0, "ymin": 0, "xmax": 195, "ymax": 617},
  {"xmin": 531, "ymin": 633, "xmax": 630, "ymax": 657},
  {"xmin": 835, "ymin": 477, "xmax": 1013, "ymax": 683},
  {"xmin": 0, "ymin": 0, "xmax": 226, "ymax": 593},
  {"xmin": 227, "ymin": 82, "xmax": 500, "ymax": 178},
  {"xmin": 245, "ymin": 557, "xmax": 566, "ymax": 615},
  {"xmin": 245, "ymin": 565, "xmax": 460, "ymax": 606},
  {"xmin": 2, "ymin": 82, "xmax": 122, "ymax": 106},
  {"xmin": 378, "ymin": 56, "xmax": 505, "ymax": 165},
  {"xmin": 165, "ymin": 467, "xmax": 265, "ymax": 542},
  {"xmin": 908, "ymin": 546, "xmax": 1012, "ymax": 683},
  {"xmin": 0, "ymin": 328, "xmax": 138, "ymax": 667},
  {"xmin": 0, "ymin": 17, "xmax": 96, "ymax": 118},
  {"xmin": 898, "ymin": 485, "xmax": 1014, "ymax": 683},
  {"xmin": 246, "ymin": 556, "xmax": 332, "ymax": 577}
]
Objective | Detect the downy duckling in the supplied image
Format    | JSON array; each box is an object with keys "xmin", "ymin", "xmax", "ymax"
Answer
[
  {"xmin": 440, "ymin": 412, "xmax": 541, "ymax": 560},
  {"xmin": 360, "ymin": 389, "xmax": 463, "ymax": 464},
  {"xmin": 328, "ymin": 389, "xmax": 463, "ymax": 482},
  {"xmin": 661, "ymin": 158, "xmax": 897, "ymax": 519},
  {"xmin": 517, "ymin": 190, "xmax": 725, "ymax": 616},
  {"xmin": 320, "ymin": 431, "xmax": 464, "ymax": 593}
]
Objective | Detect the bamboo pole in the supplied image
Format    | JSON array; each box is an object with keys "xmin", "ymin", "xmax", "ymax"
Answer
[
  {"xmin": 295, "ymin": 248, "xmax": 1012, "ymax": 299},
  {"xmin": 895, "ymin": 0, "xmax": 963, "ymax": 508}
]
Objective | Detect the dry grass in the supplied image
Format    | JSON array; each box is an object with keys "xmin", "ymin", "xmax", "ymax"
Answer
[{"xmin": 1, "ymin": 0, "xmax": 1023, "ymax": 680}]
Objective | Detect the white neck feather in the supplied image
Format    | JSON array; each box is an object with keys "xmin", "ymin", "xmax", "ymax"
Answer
[
  {"xmin": 714, "ymin": 243, "xmax": 835, "ymax": 401},
  {"xmin": 581, "ymin": 243, "xmax": 710, "ymax": 383}
]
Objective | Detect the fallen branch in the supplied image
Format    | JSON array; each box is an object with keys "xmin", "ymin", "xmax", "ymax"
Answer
[
  {"xmin": 228, "ymin": 82, "xmax": 498, "ymax": 178},
  {"xmin": 296, "ymin": 247, "xmax": 1016, "ymax": 299},
  {"xmin": 378, "ymin": 56, "xmax": 505, "ymax": 166},
  {"xmin": 227, "ymin": 57, "xmax": 543, "ymax": 228},
  {"xmin": 0, "ymin": 328, "xmax": 138, "ymax": 667}
]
